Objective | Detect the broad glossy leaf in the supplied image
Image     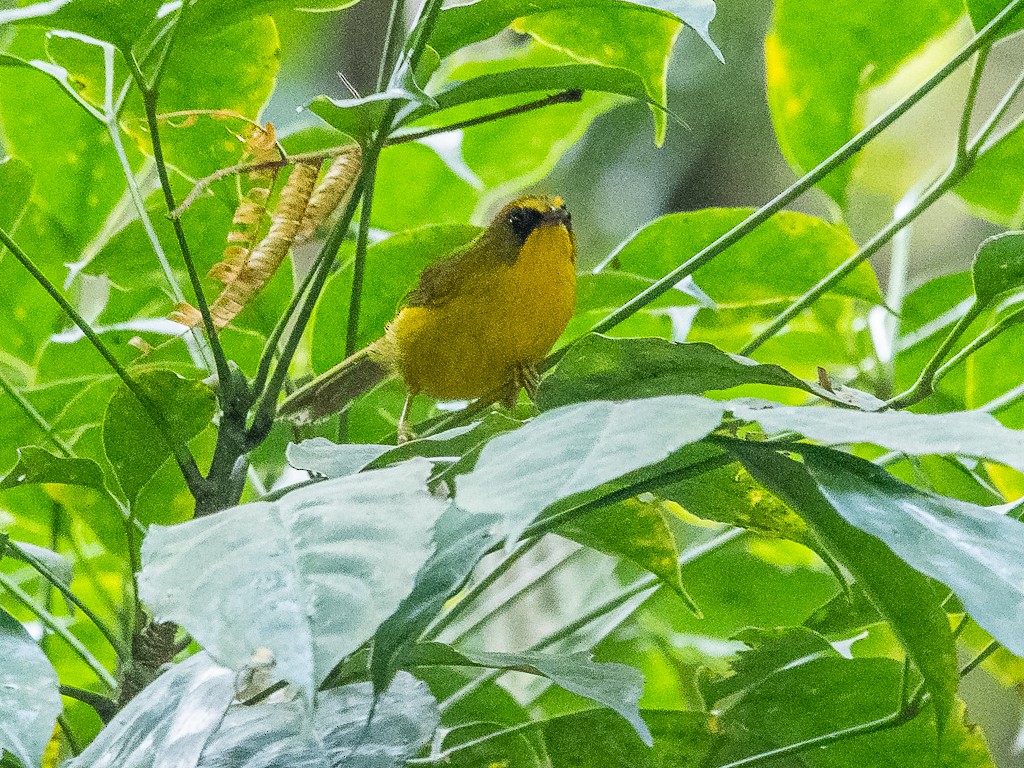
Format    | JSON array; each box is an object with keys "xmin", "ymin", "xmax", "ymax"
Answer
[
  {"xmin": 539, "ymin": 334, "xmax": 819, "ymax": 410},
  {"xmin": 430, "ymin": 0, "xmax": 721, "ymax": 60},
  {"xmin": 286, "ymin": 439, "xmax": 392, "ymax": 478},
  {"xmin": 308, "ymin": 90, "xmax": 422, "ymax": 144},
  {"xmin": 309, "ymin": 225, "xmax": 480, "ymax": 372},
  {"xmin": 444, "ymin": 708, "xmax": 714, "ymax": 767},
  {"xmin": 728, "ymin": 400, "xmax": 1024, "ymax": 473},
  {"xmin": 65, "ymin": 653, "xmax": 234, "ymax": 768},
  {"xmin": 0, "ymin": 607, "xmax": 61, "ymax": 768},
  {"xmin": 972, "ymin": 231, "xmax": 1024, "ymax": 306},
  {"xmin": 0, "ymin": 0, "xmax": 161, "ymax": 52},
  {"xmin": 371, "ymin": 505, "xmax": 499, "ymax": 691},
  {"xmin": 408, "ymin": 642, "xmax": 651, "ymax": 744},
  {"xmin": 766, "ymin": 0, "xmax": 962, "ymax": 205},
  {"xmin": 455, "ymin": 396, "xmax": 727, "ymax": 545},
  {"xmin": 0, "ymin": 446, "xmax": 107, "ymax": 492},
  {"xmin": 102, "ymin": 370, "xmax": 216, "ymax": 504},
  {"xmin": 801, "ymin": 446, "xmax": 1024, "ymax": 659},
  {"xmin": 197, "ymin": 672, "xmax": 438, "ymax": 768},
  {"xmin": 733, "ymin": 444, "xmax": 958, "ymax": 734},
  {"xmin": 518, "ymin": 5, "xmax": 682, "ymax": 145},
  {"xmin": 139, "ymin": 460, "xmax": 446, "ymax": 697},
  {"xmin": 603, "ymin": 208, "xmax": 879, "ymax": 304}
]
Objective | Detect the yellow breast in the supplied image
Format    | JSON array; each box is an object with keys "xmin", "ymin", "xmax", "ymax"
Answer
[{"xmin": 388, "ymin": 225, "xmax": 576, "ymax": 401}]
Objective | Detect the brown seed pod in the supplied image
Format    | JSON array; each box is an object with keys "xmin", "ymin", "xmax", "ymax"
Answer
[{"xmin": 293, "ymin": 145, "xmax": 362, "ymax": 245}]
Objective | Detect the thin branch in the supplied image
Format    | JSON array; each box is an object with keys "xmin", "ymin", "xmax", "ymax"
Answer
[
  {"xmin": 345, "ymin": 156, "xmax": 380, "ymax": 359},
  {"xmin": 125, "ymin": 49, "xmax": 234, "ymax": 410},
  {"xmin": 6, "ymin": 541, "xmax": 130, "ymax": 660},
  {"xmin": 0, "ymin": 571, "xmax": 117, "ymax": 689},
  {"xmin": 0, "ymin": 226, "xmax": 205, "ymax": 494},
  {"xmin": 0, "ymin": 372, "xmax": 75, "ymax": 457},
  {"xmin": 966, "ymin": 64, "xmax": 1024, "ymax": 156},
  {"xmin": 588, "ymin": 0, "xmax": 1024, "ymax": 339},
  {"xmin": 387, "ymin": 89, "xmax": 584, "ymax": 145},
  {"xmin": 958, "ymin": 46, "xmax": 990, "ymax": 159},
  {"xmin": 959, "ymin": 640, "xmax": 999, "ymax": 678}
]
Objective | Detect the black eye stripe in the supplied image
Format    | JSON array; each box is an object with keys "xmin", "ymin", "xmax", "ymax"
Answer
[{"xmin": 507, "ymin": 207, "xmax": 544, "ymax": 243}]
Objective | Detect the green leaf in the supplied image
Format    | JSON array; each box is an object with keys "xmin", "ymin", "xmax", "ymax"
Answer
[
  {"xmin": 766, "ymin": 0, "xmax": 962, "ymax": 205},
  {"xmin": 0, "ymin": 446, "xmax": 107, "ymax": 491},
  {"xmin": 197, "ymin": 672, "xmax": 438, "ymax": 767},
  {"xmin": 604, "ymin": 208, "xmax": 879, "ymax": 304},
  {"xmin": 0, "ymin": 607, "xmax": 61, "ymax": 768},
  {"xmin": 557, "ymin": 496, "xmax": 696, "ymax": 606},
  {"xmin": 430, "ymin": 0, "xmax": 722, "ymax": 61},
  {"xmin": 183, "ymin": 0, "xmax": 361, "ymax": 34},
  {"xmin": 732, "ymin": 443, "xmax": 959, "ymax": 734},
  {"xmin": 728, "ymin": 400, "xmax": 1024, "ymax": 474},
  {"xmin": 371, "ymin": 505, "xmax": 499, "ymax": 691},
  {"xmin": 139, "ymin": 460, "xmax": 446, "ymax": 697},
  {"xmin": 0, "ymin": 0, "xmax": 162, "ymax": 53},
  {"xmin": 971, "ymin": 231, "xmax": 1024, "ymax": 306},
  {"xmin": 0, "ymin": 157, "xmax": 33, "ymax": 231},
  {"xmin": 455, "ymin": 396, "xmax": 727, "ymax": 545},
  {"xmin": 307, "ymin": 89, "xmax": 415, "ymax": 144},
  {"xmin": 799, "ymin": 446, "xmax": 1024, "ymax": 661},
  {"xmin": 708, "ymin": 626, "xmax": 839, "ymax": 703},
  {"xmin": 0, "ymin": 539, "xmax": 75, "ymax": 592},
  {"xmin": 718, "ymin": 657, "xmax": 941, "ymax": 766},
  {"xmin": 518, "ymin": 6, "xmax": 683, "ymax": 145},
  {"xmin": 310, "ymin": 225, "xmax": 480, "ymax": 372},
  {"xmin": 286, "ymin": 439, "xmax": 392, "ymax": 478},
  {"xmin": 65, "ymin": 652, "xmax": 235, "ymax": 768},
  {"xmin": 539, "ymin": 334, "xmax": 820, "ymax": 410},
  {"xmin": 402, "ymin": 64, "xmax": 652, "ymax": 126},
  {"xmin": 445, "ymin": 708, "xmax": 714, "ymax": 767},
  {"xmin": 406, "ymin": 642, "xmax": 652, "ymax": 745},
  {"xmin": 123, "ymin": 16, "xmax": 282, "ymax": 180},
  {"xmin": 102, "ymin": 370, "xmax": 216, "ymax": 504},
  {"xmin": 956, "ymin": 123, "xmax": 1024, "ymax": 227},
  {"xmin": 966, "ymin": 0, "xmax": 1024, "ymax": 42}
]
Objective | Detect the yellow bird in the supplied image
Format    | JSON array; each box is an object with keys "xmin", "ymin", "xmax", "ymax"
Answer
[{"xmin": 279, "ymin": 195, "xmax": 577, "ymax": 439}]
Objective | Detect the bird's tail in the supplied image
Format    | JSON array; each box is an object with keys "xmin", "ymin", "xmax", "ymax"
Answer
[{"xmin": 277, "ymin": 342, "xmax": 392, "ymax": 425}]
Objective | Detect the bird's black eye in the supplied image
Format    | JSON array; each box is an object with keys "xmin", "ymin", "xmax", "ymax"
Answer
[{"xmin": 507, "ymin": 207, "xmax": 544, "ymax": 243}]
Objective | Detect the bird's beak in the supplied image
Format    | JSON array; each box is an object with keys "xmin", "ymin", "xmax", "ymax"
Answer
[{"xmin": 541, "ymin": 204, "xmax": 571, "ymax": 230}]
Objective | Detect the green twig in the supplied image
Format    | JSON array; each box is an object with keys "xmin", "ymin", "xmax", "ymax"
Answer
[
  {"xmin": 0, "ymin": 571, "xmax": 117, "ymax": 689},
  {"xmin": 885, "ymin": 300, "xmax": 986, "ymax": 408},
  {"xmin": 0, "ymin": 226, "xmax": 205, "ymax": 495},
  {"xmin": 0, "ymin": 372, "xmax": 75, "ymax": 457},
  {"xmin": 966, "ymin": 64, "xmax": 1024, "ymax": 156},
  {"xmin": 387, "ymin": 90, "xmax": 584, "ymax": 145},
  {"xmin": 6, "ymin": 541, "xmax": 129, "ymax": 660},
  {"xmin": 346, "ymin": 156, "xmax": 380, "ymax": 359},
  {"xmin": 60, "ymin": 685, "xmax": 118, "ymax": 723},
  {"xmin": 589, "ymin": 0, "xmax": 1024, "ymax": 340},
  {"xmin": 960, "ymin": 640, "xmax": 1000, "ymax": 678},
  {"xmin": 958, "ymin": 46, "xmax": 990, "ymax": 159}
]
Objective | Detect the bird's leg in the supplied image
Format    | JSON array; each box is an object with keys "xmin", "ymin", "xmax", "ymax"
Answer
[
  {"xmin": 397, "ymin": 391, "xmax": 416, "ymax": 444},
  {"xmin": 501, "ymin": 362, "xmax": 541, "ymax": 409}
]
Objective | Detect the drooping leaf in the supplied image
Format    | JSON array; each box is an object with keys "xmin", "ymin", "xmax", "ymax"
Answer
[
  {"xmin": 139, "ymin": 460, "xmax": 446, "ymax": 697},
  {"xmin": 800, "ymin": 446, "xmax": 1024, "ymax": 660},
  {"xmin": 455, "ymin": 396, "xmax": 727, "ymax": 545},
  {"xmin": 0, "ymin": 157, "xmax": 33, "ymax": 230},
  {"xmin": 0, "ymin": 0, "xmax": 162, "ymax": 53},
  {"xmin": 957, "ymin": 123, "xmax": 1024, "ymax": 227},
  {"xmin": 197, "ymin": 672, "xmax": 438, "ymax": 768},
  {"xmin": 0, "ymin": 607, "xmax": 61, "ymax": 768},
  {"xmin": 966, "ymin": 0, "xmax": 1024, "ymax": 42},
  {"xmin": 102, "ymin": 370, "xmax": 216, "ymax": 504},
  {"xmin": 538, "ymin": 334, "xmax": 820, "ymax": 410},
  {"xmin": 370, "ymin": 505, "xmax": 499, "ymax": 692},
  {"xmin": 732, "ymin": 443, "xmax": 960, "ymax": 733},
  {"xmin": 0, "ymin": 446, "xmax": 107, "ymax": 492},
  {"xmin": 405, "ymin": 642, "xmax": 651, "ymax": 745}
]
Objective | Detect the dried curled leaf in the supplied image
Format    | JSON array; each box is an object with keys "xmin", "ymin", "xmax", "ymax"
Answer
[
  {"xmin": 169, "ymin": 301, "xmax": 203, "ymax": 329},
  {"xmin": 207, "ymin": 160, "xmax": 321, "ymax": 329},
  {"xmin": 294, "ymin": 145, "xmax": 362, "ymax": 245}
]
